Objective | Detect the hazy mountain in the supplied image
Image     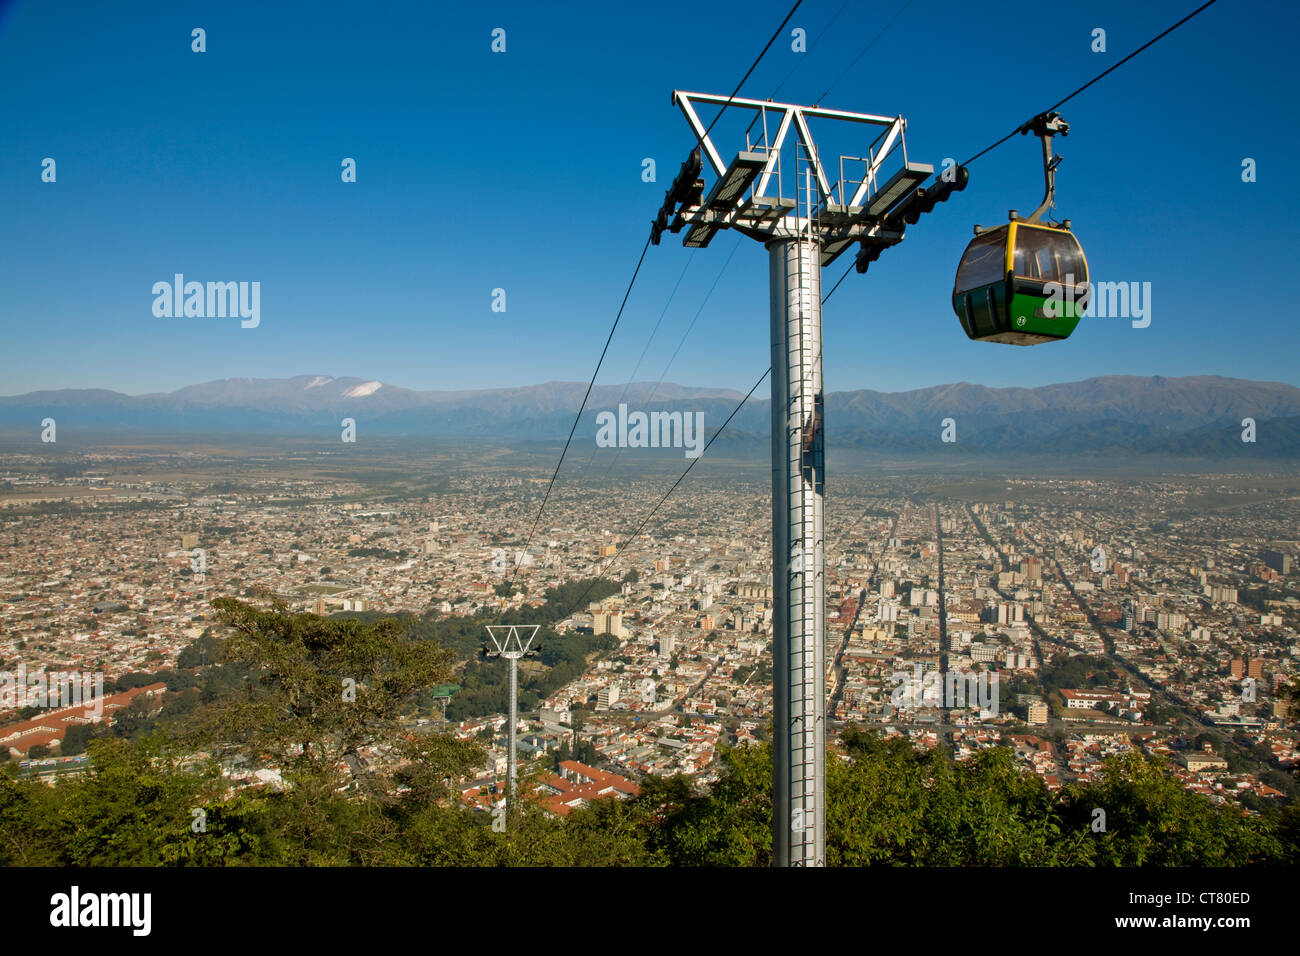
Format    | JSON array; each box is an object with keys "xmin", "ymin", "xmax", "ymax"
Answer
[{"xmin": 3, "ymin": 374, "xmax": 1298, "ymax": 456}]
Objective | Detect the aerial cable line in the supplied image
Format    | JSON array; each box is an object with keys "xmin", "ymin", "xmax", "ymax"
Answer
[
  {"xmin": 598, "ymin": 238, "xmax": 743, "ymax": 481},
  {"xmin": 584, "ymin": 0, "xmax": 909, "ymax": 580},
  {"xmin": 512, "ymin": 235, "xmax": 652, "ymax": 576},
  {"xmin": 648, "ymin": 239, "xmax": 741, "ymax": 403},
  {"xmin": 961, "ymin": 0, "xmax": 1221, "ymax": 166},
  {"xmin": 578, "ymin": 1, "xmax": 874, "ymax": 577},
  {"xmin": 600, "ymin": 0, "xmax": 870, "ymax": 483},
  {"xmin": 561, "ymin": 367, "xmax": 772, "ymax": 619},
  {"xmin": 514, "ymin": 0, "xmax": 811, "ymax": 572},
  {"xmin": 557, "ymin": 0, "xmax": 1145, "ymax": 600},
  {"xmin": 604, "ymin": 0, "xmax": 1221, "ymax": 562},
  {"xmin": 820, "ymin": 0, "xmax": 1224, "ymax": 307},
  {"xmin": 600, "ymin": 1, "xmax": 897, "ymax": 488},
  {"xmin": 611, "ymin": 0, "xmax": 1229, "ymax": 588},
  {"xmin": 597, "ymin": 0, "xmax": 807, "ymax": 461},
  {"xmin": 589, "ymin": 0, "xmax": 816, "ymax": 484},
  {"xmin": 742, "ymin": 0, "xmax": 853, "ymax": 141},
  {"xmin": 821, "ymin": 0, "xmax": 1227, "ymax": 554},
  {"xmin": 814, "ymin": 0, "xmax": 915, "ymax": 103},
  {"xmin": 572, "ymin": 255, "xmax": 695, "ymax": 482},
  {"xmin": 821, "ymin": 264, "xmax": 854, "ymax": 304},
  {"xmin": 703, "ymin": 0, "xmax": 806, "ymax": 138}
]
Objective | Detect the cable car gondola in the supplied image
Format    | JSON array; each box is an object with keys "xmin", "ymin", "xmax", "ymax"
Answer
[{"xmin": 952, "ymin": 112, "xmax": 1089, "ymax": 346}]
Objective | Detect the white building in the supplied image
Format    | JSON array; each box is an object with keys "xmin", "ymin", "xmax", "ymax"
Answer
[{"xmin": 597, "ymin": 684, "xmax": 621, "ymax": 710}]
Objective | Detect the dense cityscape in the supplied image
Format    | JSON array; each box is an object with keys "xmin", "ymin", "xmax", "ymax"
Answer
[{"xmin": 3, "ymin": 447, "xmax": 1296, "ymax": 820}]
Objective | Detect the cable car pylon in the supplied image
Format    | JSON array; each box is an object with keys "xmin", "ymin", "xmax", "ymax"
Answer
[
  {"xmin": 655, "ymin": 90, "xmax": 961, "ymax": 866},
  {"xmin": 481, "ymin": 624, "xmax": 541, "ymax": 826}
]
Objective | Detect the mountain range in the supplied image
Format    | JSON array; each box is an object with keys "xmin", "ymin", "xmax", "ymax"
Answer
[{"xmin": 3, "ymin": 374, "xmax": 1299, "ymax": 457}]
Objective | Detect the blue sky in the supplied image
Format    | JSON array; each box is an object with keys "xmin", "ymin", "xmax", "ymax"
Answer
[{"xmin": 1, "ymin": 0, "xmax": 1295, "ymax": 396}]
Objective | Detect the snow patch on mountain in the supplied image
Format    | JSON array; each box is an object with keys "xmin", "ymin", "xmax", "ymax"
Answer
[
  {"xmin": 344, "ymin": 381, "xmax": 384, "ymax": 398},
  {"xmin": 304, "ymin": 376, "xmax": 335, "ymax": 389}
]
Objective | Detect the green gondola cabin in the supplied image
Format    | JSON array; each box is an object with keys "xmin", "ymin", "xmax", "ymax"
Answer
[{"xmin": 952, "ymin": 217, "xmax": 1089, "ymax": 346}]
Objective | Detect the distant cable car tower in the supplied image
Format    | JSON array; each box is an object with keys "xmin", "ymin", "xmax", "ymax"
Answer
[
  {"xmin": 654, "ymin": 91, "xmax": 964, "ymax": 866},
  {"xmin": 482, "ymin": 624, "xmax": 541, "ymax": 822}
]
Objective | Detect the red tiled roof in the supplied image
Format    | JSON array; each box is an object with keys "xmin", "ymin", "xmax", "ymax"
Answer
[
  {"xmin": 0, "ymin": 682, "xmax": 166, "ymax": 756},
  {"xmin": 532, "ymin": 761, "xmax": 640, "ymax": 817}
]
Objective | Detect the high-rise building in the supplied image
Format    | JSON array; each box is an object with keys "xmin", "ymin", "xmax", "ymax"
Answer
[
  {"xmin": 660, "ymin": 633, "xmax": 675, "ymax": 660},
  {"xmin": 181, "ymin": 533, "xmax": 199, "ymax": 550},
  {"xmin": 997, "ymin": 603, "xmax": 1024, "ymax": 625},
  {"xmin": 1262, "ymin": 550, "xmax": 1292, "ymax": 575},
  {"xmin": 1156, "ymin": 611, "xmax": 1186, "ymax": 632},
  {"xmin": 594, "ymin": 611, "xmax": 625, "ymax": 638},
  {"xmin": 597, "ymin": 684, "xmax": 620, "ymax": 710},
  {"xmin": 1247, "ymin": 659, "xmax": 1263, "ymax": 679},
  {"xmin": 1204, "ymin": 584, "xmax": 1238, "ymax": 603},
  {"xmin": 1230, "ymin": 659, "xmax": 1245, "ymax": 679}
]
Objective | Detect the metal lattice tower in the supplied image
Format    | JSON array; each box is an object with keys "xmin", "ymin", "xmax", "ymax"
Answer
[
  {"xmin": 655, "ymin": 91, "xmax": 931, "ymax": 867},
  {"xmin": 483, "ymin": 624, "xmax": 541, "ymax": 820}
]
